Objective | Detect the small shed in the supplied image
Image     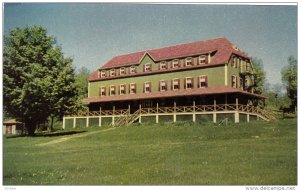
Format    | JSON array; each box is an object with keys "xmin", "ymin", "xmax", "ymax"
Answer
[{"xmin": 3, "ymin": 119, "xmax": 24, "ymax": 135}]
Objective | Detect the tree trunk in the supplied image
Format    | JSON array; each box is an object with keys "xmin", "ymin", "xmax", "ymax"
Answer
[
  {"xmin": 50, "ymin": 116, "xmax": 54, "ymax": 132},
  {"xmin": 25, "ymin": 119, "xmax": 37, "ymax": 136}
]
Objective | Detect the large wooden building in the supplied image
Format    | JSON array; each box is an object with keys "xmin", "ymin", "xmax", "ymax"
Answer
[{"xmin": 63, "ymin": 37, "xmax": 275, "ymax": 128}]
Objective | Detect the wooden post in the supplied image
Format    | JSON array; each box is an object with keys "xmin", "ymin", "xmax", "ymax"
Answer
[
  {"xmin": 213, "ymin": 113, "xmax": 217, "ymax": 123},
  {"xmin": 86, "ymin": 117, "xmax": 89, "ymax": 128},
  {"xmin": 156, "ymin": 102, "xmax": 159, "ymax": 123},
  {"xmin": 139, "ymin": 103, "xmax": 142, "ymax": 123},
  {"xmin": 225, "ymin": 94, "xmax": 228, "ymax": 110},
  {"xmin": 128, "ymin": 104, "xmax": 130, "ymax": 114},
  {"xmin": 62, "ymin": 117, "xmax": 65, "ymax": 129},
  {"xmin": 247, "ymin": 114, "xmax": 250, "ymax": 123},
  {"xmin": 214, "ymin": 97, "xmax": 216, "ymax": 111},
  {"xmin": 112, "ymin": 106, "xmax": 115, "ymax": 126},
  {"xmin": 99, "ymin": 106, "xmax": 102, "ymax": 127},
  {"xmin": 235, "ymin": 97, "xmax": 239, "ymax": 123},
  {"xmin": 193, "ymin": 100, "xmax": 196, "ymax": 122},
  {"xmin": 173, "ymin": 101, "xmax": 177, "ymax": 122},
  {"xmin": 73, "ymin": 118, "xmax": 76, "ymax": 128}
]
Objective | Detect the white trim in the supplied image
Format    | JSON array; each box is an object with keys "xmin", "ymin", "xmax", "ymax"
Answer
[
  {"xmin": 225, "ymin": 64, "xmax": 228, "ymax": 86},
  {"xmin": 119, "ymin": 84, "xmax": 126, "ymax": 95},
  {"xmin": 109, "ymin": 85, "xmax": 116, "ymax": 96},
  {"xmin": 119, "ymin": 67, "xmax": 126, "ymax": 75},
  {"xmin": 144, "ymin": 63, "xmax": 151, "ymax": 72},
  {"xmin": 129, "ymin": 83, "xmax": 136, "ymax": 94},
  {"xmin": 100, "ymin": 86, "xmax": 106, "ymax": 97},
  {"xmin": 185, "ymin": 77, "xmax": 193, "ymax": 89}
]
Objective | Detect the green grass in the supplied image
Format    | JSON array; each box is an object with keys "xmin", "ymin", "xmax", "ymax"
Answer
[{"xmin": 3, "ymin": 118, "xmax": 297, "ymax": 185}]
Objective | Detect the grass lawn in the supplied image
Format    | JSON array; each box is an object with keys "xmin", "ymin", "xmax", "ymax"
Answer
[{"xmin": 3, "ymin": 118, "xmax": 297, "ymax": 185}]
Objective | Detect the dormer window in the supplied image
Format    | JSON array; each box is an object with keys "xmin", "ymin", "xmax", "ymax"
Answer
[
  {"xmin": 110, "ymin": 69, "xmax": 115, "ymax": 77},
  {"xmin": 160, "ymin": 61, "xmax": 167, "ymax": 70},
  {"xmin": 185, "ymin": 57, "xmax": 192, "ymax": 66},
  {"xmin": 144, "ymin": 63, "xmax": 152, "ymax": 72},
  {"xmin": 100, "ymin": 70, "xmax": 106, "ymax": 78},
  {"xmin": 199, "ymin": 55, "xmax": 207, "ymax": 65},
  {"xmin": 130, "ymin": 66, "xmax": 137, "ymax": 74},
  {"xmin": 120, "ymin": 67, "xmax": 126, "ymax": 75},
  {"xmin": 172, "ymin": 59, "xmax": 180, "ymax": 68}
]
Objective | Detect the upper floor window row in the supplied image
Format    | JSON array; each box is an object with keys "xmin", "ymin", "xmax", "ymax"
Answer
[
  {"xmin": 231, "ymin": 56, "xmax": 251, "ymax": 70},
  {"xmin": 98, "ymin": 54, "xmax": 210, "ymax": 78}
]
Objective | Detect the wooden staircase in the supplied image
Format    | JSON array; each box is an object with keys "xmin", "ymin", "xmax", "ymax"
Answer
[
  {"xmin": 111, "ymin": 109, "xmax": 141, "ymax": 127},
  {"xmin": 256, "ymin": 108, "xmax": 277, "ymax": 121}
]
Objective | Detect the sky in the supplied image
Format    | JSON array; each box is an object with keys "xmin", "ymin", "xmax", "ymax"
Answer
[{"xmin": 4, "ymin": 3, "xmax": 297, "ymax": 86}]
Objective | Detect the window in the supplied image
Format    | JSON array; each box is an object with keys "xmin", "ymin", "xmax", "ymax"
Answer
[
  {"xmin": 100, "ymin": 86, "xmax": 106, "ymax": 96},
  {"xmin": 110, "ymin": 69, "xmax": 115, "ymax": 77},
  {"xmin": 130, "ymin": 66, "xmax": 137, "ymax": 74},
  {"xmin": 172, "ymin": 79, "xmax": 180, "ymax": 90},
  {"xmin": 110, "ymin": 85, "xmax": 116, "ymax": 96},
  {"xmin": 231, "ymin": 75, "xmax": 237, "ymax": 88},
  {"xmin": 129, "ymin": 83, "xmax": 137, "ymax": 94},
  {"xmin": 160, "ymin": 61, "xmax": 167, "ymax": 70},
  {"xmin": 185, "ymin": 57, "xmax": 193, "ymax": 66},
  {"xmin": 172, "ymin": 59, "xmax": 180, "ymax": 68},
  {"xmin": 144, "ymin": 82, "xmax": 151, "ymax": 93},
  {"xmin": 199, "ymin": 55, "xmax": 207, "ymax": 64},
  {"xmin": 120, "ymin": 67, "xmax": 126, "ymax": 75},
  {"xmin": 246, "ymin": 62, "xmax": 250, "ymax": 72},
  {"xmin": 198, "ymin": 76, "xmax": 208, "ymax": 88},
  {"xmin": 159, "ymin": 80, "xmax": 167, "ymax": 91},
  {"xmin": 100, "ymin": 70, "xmax": 106, "ymax": 78},
  {"xmin": 231, "ymin": 57, "xmax": 237, "ymax": 68},
  {"xmin": 185, "ymin": 77, "xmax": 193, "ymax": 89},
  {"xmin": 240, "ymin": 78, "xmax": 244, "ymax": 89},
  {"xmin": 144, "ymin": 63, "xmax": 152, "ymax": 72},
  {"xmin": 119, "ymin": 84, "xmax": 126, "ymax": 95}
]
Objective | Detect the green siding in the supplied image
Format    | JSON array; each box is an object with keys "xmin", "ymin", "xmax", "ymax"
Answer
[{"xmin": 89, "ymin": 65, "xmax": 225, "ymax": 97}]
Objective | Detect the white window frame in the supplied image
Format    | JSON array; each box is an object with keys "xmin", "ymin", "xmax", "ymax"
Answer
[
  {"xmin": 100, "ymin": 70, "xmax": 106, "ymax": 78},
  {"xmin": 130, "ymin": 83, "xmax": 136, "ymax": 94},
  {"xmin": 172, "ymin": 59, "xmax": 179, "ymax": 68},
  {"xmin": 172, "ymin": 78, "xmax": 179, "ymax": 90},
  {"xmin": 199, "ymin": 55, "xmax": 206, "ymax": 65},
  {"xmin": 185, "ymin": 57, "xmax": 192, "ymax": 66},
  {"xmin": 232, "ymin": 75, "xmax": 237, "ymax": 88},
  {"xmin": 160, "ymin": 61, "xmax": 167, "ymax": 70},
  {"xmin": 120, "ymin": 67, "xmax": 126, "ymax": 75},
  {"xmin": 144, "ymin": 82, "xmax": 151, "ymax": 93},
  {"xmin": 110, "ymin": 69, "xmax": 115, "ymax": 77},
  {"xmin": 185, "ymin": 77, "xmax": 193, "ymax": 89},
  {"xmin": 130, "ymin": 66, "xmax": 136, "ymax": 74},
  {"xmin": 145, "ymin": 63, "xmax": 151, "ymax": 72},
  {"xmin": 119, "ymin": 84, "xmax": 126, "ymax": 95},
  {"xmin": 160, "ymin": 80, "xmax": 167, "ymax": 91},
  {"xmin": 110, "ymin": 85, "xmax": 116, "ymax": 96},
  {"xmin": 100, "ymin": 86, "xmax": 106, "ymax": 96},
  {"xmin": 199, "ymin": 75, "xmax": 207, "ymax": 88}
]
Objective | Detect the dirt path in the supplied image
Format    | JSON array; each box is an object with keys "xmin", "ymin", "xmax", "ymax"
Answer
[{"xmin": 37, "ymin": 128, "xmax": 116, "ymax": 146}]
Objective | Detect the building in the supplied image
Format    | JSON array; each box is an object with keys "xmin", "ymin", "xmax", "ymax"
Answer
[
  {"xmin": 3, "ymin": 119, "xmax": 24, "ymax": 135},
  {"xmin": 63, "ymin": 37, "xmax": 275, "ymax": 128}
]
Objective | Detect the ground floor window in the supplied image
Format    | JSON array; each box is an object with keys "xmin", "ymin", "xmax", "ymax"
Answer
[
  {"xmin": 160, "ymin": 80, "xmax": 167, "ymax": 91},
  {"xmin": 119, "ymin": 84, "xmax": 126, "ymax": 95},
  {"xmin": 144, "ymin": 82, "xmax": 151, "ymax": 93},
  {"xmin": 110, "ymin": 85, "xmax": 116, "ymax": 96},
  {"xmin": 172, "ymin": 79, "xmax": 180, "ymax": 90},
  {"xmin": 129, "ymin": 83, "xmax": 137, "ymax": 94},
  {"xmin": 198, "ymin": 76, "xmax": 208, "ymax": 88},
  {"xmin": 100, "ymin": 86, "xmax": 106, "ymax": 96}
]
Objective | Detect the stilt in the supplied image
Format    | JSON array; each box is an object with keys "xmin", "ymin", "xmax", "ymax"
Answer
[
  {"xmin": 86, "ymin": 117, "xmax": 89, "ymax": 128},
  {"xmin": 139, "ymin": 103, "xmax": 142, "ymax": 123},
  {"xmin": 112, "ymin": 106, "xmax": 115, "ymax": 126},
  {"xmin": 156, "ymin": 102, "xmax": 159, "ymax": 123},
  {"xmin": 247, "ymin": 114, "xmax": 250, "ymax": 123},
  {"xmin": 213, "ymin": 113, "xmax": 217, "ymax": 123},
  {"xmin": 73, "ymin": 118, "xmax": 76, "ymax": 128},
  {"xmin": 62, "ymin": 117, "xmax": 65, "ymax": 129},
  {"xmin": 173, "ymin": 101, "xmax": 176, "ymax": 122},
  {"xmin": 235, "ymin": 112, "xmax": 239, "ymax": 123},
  {"xmin": 193, "ymin": 100, "xmax": 196, "ymax": 122}
]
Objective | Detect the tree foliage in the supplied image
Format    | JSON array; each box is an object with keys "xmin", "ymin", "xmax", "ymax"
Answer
[
  {"xmin": 281, "ymin": 56, "xmax": 297, "ymax": 111},
  {"xmin": 3, "ymin": 26, "xmax": 80, "ymax": 135},
  {"xmin": 251, "ymin": 57, "xmax": 266, "ymax": 94},
  {"xmin": 75, "ymin": 67, "xmax": 90, "ymax": 99}
]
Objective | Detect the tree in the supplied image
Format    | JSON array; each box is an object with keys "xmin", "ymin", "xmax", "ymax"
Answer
[
  {"xmin": 75, "ymin": 67, "xmax": 90, "ymax": 99},
  {"xmin": 3, "ymin": 26, "xmax": 80, "ymax": 135},
  {"xmin": 281, "ymin": 56, "xmax": 297, "ymax": 111},
  {"xmin": 251, "ymin": 57, "xmax": 266, "ymax": 94}
]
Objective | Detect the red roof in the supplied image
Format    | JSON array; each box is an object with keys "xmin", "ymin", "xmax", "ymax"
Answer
[
  {"xmin": 89, "ymin": 37, "xmax": 250, "ymax": 81},
  {"xmin": 82, "ymin": 86, "xmax": 266, "ymax": 104}
]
